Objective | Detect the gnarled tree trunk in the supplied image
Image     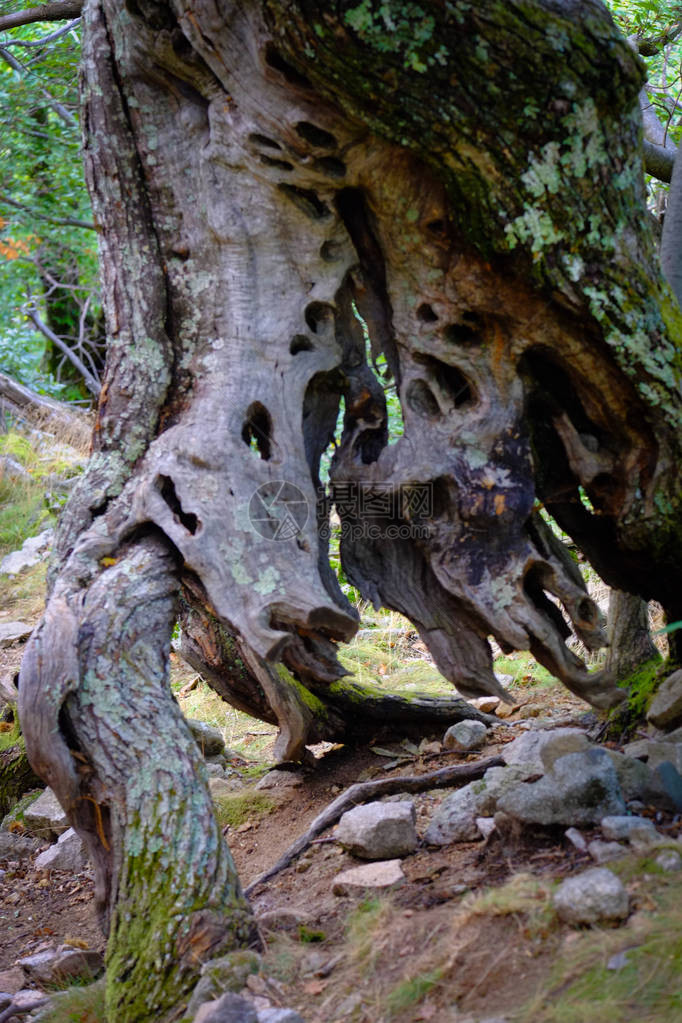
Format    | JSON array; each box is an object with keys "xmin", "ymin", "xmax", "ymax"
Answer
[{"xmin": 17, "ymin": 0, "xmax": 682, "ymax": 1017}]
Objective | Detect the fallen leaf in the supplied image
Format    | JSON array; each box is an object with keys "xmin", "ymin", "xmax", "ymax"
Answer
[{"xmin": 303, "ymin": 979, "xmax": 328, "ymax": 996}]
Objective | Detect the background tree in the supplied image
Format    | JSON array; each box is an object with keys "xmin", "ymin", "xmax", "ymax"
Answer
[{"xmin": 4, "ymin": 0, "xmax": 682, "ymax": 1019}]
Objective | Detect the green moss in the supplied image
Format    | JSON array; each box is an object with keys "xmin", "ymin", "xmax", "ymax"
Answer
[
  {"xmin": 212, "ymin": 789, "xmax": 276, "ymax": 829},
  {"xmin": 0, "ymin": 713, "xmax": 22, "ymax": 753},
  {"xmin": 606, "ymin": 657, "xmax": 662, "ymax": 738}
]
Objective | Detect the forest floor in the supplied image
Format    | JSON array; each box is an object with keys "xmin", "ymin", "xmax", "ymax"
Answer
[{"xmin": 2, "ymin": 561, "xmax": 682, "ymax": 1023}]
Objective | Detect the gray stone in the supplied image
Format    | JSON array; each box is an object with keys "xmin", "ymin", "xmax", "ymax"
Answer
[
  {"xmin": 622, "ymin": 739, "xmax": 651, "ymax": 760},
  {"xmin": 497, "ymin": 749, "xmax": 626, "ymax": 826},
  {"xmin": 256, "ymin": 908, "xmax": 309, "ymax": 934},
  {"xmin": 186, "ymin": 951, "xmax": 261, "ymax": 1017},
  {"xmin": 501, "ymin": 728, "xmax": 590, "ymax": 775},
  {"xmin": 193, "ymin": 993, "xmax": 258, "ymax": 1023},
  {"xmin": 588, "ymin": 839, "xmax": 627, "ymax": 864},
  {"xmin": 476, "ymin": 817, "xmax": 496, "ymax": 840},
  {"xmin": 257, "ymin": 1010, "xmax": 305, "ymax": 1023},
  {"xmin": 255, "ymin": 770, "xmax": 303, "ymax": 790},
  {"xmin": 0, "ymin": 621, "xmax": 32, "ymax": 648},
  {"xmin": 0, "ymin": 529, "xmax": 53, "ymax": 577},
  {"xmin": 18, "ymin": 947, "xmax": 103, "ymax": 985},
  {"xmin": 332, "ymin": 859, "xmax": 405, "ymax": 895},
  {"xmin": 654, "ymin": 849, "xmax": 682, "ymax": 871},
  {"xmin": 22, "ymin": 787, "xmax": 68, "ymax": 839},
  {"xmin": 0, "ymin": 967, "xmax": 24, "ymax": 994},
  {"xmin": 187, "ymin": 719, "xmax": 225, "ymax": 757},
  {"xmin": 443, "ymin": 719, "xmax": 487, "ymax": 752},
  {"xmin": 553, "ymin": 867, "xmax": 629, "ymax": 925},
  {"xmin": 34, "ymin": 828, "xmax": 87, "ymax": 872},
  {"xmin": 605, "ymin": 750, "xmax": 674, "ymax": 809},
  {"xmin": 467, "ymin": 696, "xmax": 500, "ymax": 714},
  {"xmin": 424, "ymin": 765, "xmax": 532, "ymax": 845},
  {"xmin": 209, "ymin": 776, "xmax": 243, "ymax": 798},
  {"xmin": 334, "ymin": 800, "xmax": 417, "ymax": 859},
  {"xmin": 655, "ymin": 761, "xmax": 682, "ymax": 811},
  {"xmin": 0, "ymin": 831, "xmax": 41, "ymax": 859},
  {"xmin": 564, "ymin": 827, "xmax": 588, "ymax": 853},
  {"xmin": 600, "ymin": 815, "xmax": 659, "ymax": 845},
  {"xmin": 647, "ymin": 670, "xmax": 682, "ymax": 730},
  {"xmin": 206, "ymin": 763, "xmax": 226, "ymax": 778}
]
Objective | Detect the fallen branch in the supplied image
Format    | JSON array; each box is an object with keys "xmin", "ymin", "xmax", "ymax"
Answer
[{"xmin": 244, "ymin": 754, "xmax": 504, "ymax": 895}]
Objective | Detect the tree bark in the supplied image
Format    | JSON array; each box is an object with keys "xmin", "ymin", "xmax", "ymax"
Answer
[
  {"xmin": 604, "ymin": 590, "xmax": 660, "ymax": 682},
  {"xmin": 16, "ymin": 0, "xmax": 682, "ymax": 1017}
]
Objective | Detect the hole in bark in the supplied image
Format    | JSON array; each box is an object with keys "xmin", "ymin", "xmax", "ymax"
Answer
[
  {"xmin": 260, "ymin": 155, "xmax": 294, "ymax": 171},
  {"xmin": 264, "ymin": 44, "xmax": 312, "ymax": 89},
  {"xmin": 170, "ymin": 28, "xmax": 193, "ymax": 58},
  {"xmin": 320, "ymin": 240, "xmax": 344, "ymax": 262},
  {"xmin": 249, "ymin": 133, "xmax": 283, "ymax": 150},
  {"xmin": 444, "ymin": 318, "xmax": 483, "ymax": 345},
  {"xmin": 406, "ymin": 378, "xmax": 441, "ymax": 419},
  {"xmin": 278, "ymin": 184, "xmax": 331, "ymax": 220},
  {"xmin": 294, "ymin": 121, "xmax": 338, "ymax": 149},
  {"xmin": 426, "ymin": 218, "xmax": 447, "ymax": 236},
  {"xmin": 417, "ymin": 303, "xmax": 438, "ymax": 323},
  {"xmin": 312, "ymin": 156, "xmax": 347, "ymax": 179},
  {"xmin": 290, "ymin": 334, "xmax": 314, "ymax": 354},
  {"xmin": 305, "ymin": 302, "xmax": 335, "ymax": 334},
  {"xmin": 521, "ymin": 348, "xmax": 597, "ymax": 437},
  {"xmin": 413, "ymin": 354, "xmax": 474, "ymax": 409},
  {"xmin": 431, "ymin": 477, "xmax": 452, "ymax": 519},
  {"xmin": 242, "ymin": 402, "xmax": 272, "ymax": 460},
  {"xmin": 157, "ymin": 475, "xmax": 199, "ymax": 534}
]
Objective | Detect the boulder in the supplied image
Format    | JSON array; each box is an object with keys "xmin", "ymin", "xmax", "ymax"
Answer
[
  {"xmin": 257, "ymin": 1010, "xmax": 305, "ymax": 1023},
  {"xmin": 600, "ymin": 815, "xmax": 659, "ymax": 846},
  {"xmin": 187, "ymin": 720, "xmax": 225, "ymax": 757},
  {"xmin": 185, "ymin": 951, "xmax": 261, "ymax": 1018},
  {"xmin": 18, "ymin": 947, "xmax": 103, "ymax": 986},
  {"xmin": 647, "ymin": 670, "xmax": 682, "ymax": 730},
  {"xmin": 34, "ymin": 828, "xmax": 88, "ymax": 872},
  {"xmin": 654, "ymin": 761, "xmax": 682, "ymax": 811},
  {"xmin": 641, "ymin": 742, "xmax": 682, "ymax": 773},
  {"xmin": 443, "ymin": 720, "xmax": 487, "ymax": 752},
  {"xmin": 332, "ymin": 859, "xmax": 405, "ymax": 896},
  {"xmin": 553, "ymin": 867, "xmax": 629, "ymax": 925},
  {"xmin": 654, "ymin": 849, "xmax": 682, "ymax": 871},
  {"xmin": 425, "ymin": 765, "xmax": 533, "ymax": 845},
  {"xmin": 334, "ymin": 801, "xmax": 417, "ymax": 859},
  {"xmin": 255, "ymin": 770, "xmax": 303, "ymax": 790},
  {"xmin": 0, "ymin": 529, "xmax": 53, "ymax": 577},
  {"xmin": 501, "ymin": 728, "xmax": 590, "ymax": 775},
  {"xmin": 0, "ymin": 622, "xmax": 33, "ymax": 649},
  {"xmin": 193, "ymin": 993, "xmax": 258, "ymax": 1023},
  {"xmin": 497, "ymin": 749, "xmax": 626, "ymax": 826},
  {"xmin": 605, "ymin": 750, "xmax": 674, "ymax": 809},
  {"xmin": 22, "ymin": 787, "xmax": 68, "ymax": 840},
  {"xmin": 0, "ymin": 831, "xmax": 41, "ymax": 860},
  {"xmin": 587, "ymin": 840, "xmax": 626, "ymax": 864}
]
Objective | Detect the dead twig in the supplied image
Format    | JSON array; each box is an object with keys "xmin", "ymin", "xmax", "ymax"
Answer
[{"xmin": 244, "ymin": 754, "xmax": 504, "ymax": 895}]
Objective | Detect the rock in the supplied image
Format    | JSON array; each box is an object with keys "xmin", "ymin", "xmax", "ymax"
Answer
[
  {"xmin": 334, "ymin": 801, "xmax": 417, "ymax": 859},
  {"xmin": 605, "ymin": 750, "xmax": 674, "ymax": 809},
  {"xmin": 501, "ymin": 727, "xmax": 590, "ymax": 775},
  {"xmin": 600, "ymin": 815, "xmax": 659, "ymax": 845},
  {"xmin": 553, "ymin": 867, "xmax": 629, "ymax": 925},
  {"xmin": 332, "ymin": 859, "xmax": 405, "ymax": 895},
  {"xmin": 654, "ymin": 761, "xmax": 682, "ymax": 811},
  {"xmin": 22, "ymin": 787, "xmax": 68, "ymax": 839},
  {"xmin": 622, "ymin": 739, "xmax": 651, "ymax": 760},
  {"xmin": 187, "ymin": 719, "xmax": 225, "ymax": 757},
  {"xmin": 0, "ymin": 967, "xmax": 25, "ymax": 994},
  {"xmin": 647, "ymin": 670, "xmax": 682, "ymax": 730},
  {"xmin": 34, "ymin": 828, "xmax": 87, "ymax": 872},
  {"xmin": 0, "ymin": 831, "xmax": 41, "ymax": 859},
  {"xmin": 255, "ymin": 770, "xmax": 303, "ymax": 790},
  {"xmin": 6, "ymin": 988, "xmax": 50, "ymax": 1013},
  {"xmin": 654, "ymin": 849, "xmax": 682, "ymax": 871},
  {"xmin": 476, "ymin": 817, "xmax": 496, "ymax": 840},
  {"xmin": 588, "ymin": 840, "xmax": 626, "ymax": 864},
  {"xmin": 0, "ymin": 621, "xmax": 33, "ymax": 648},
  {"xmin": 257, "ymin": 1010, "xmax": 305, "ymax": 1023},
  {"xmin": 424, "ymin": 765, "xmax": 533, "ymax": 845},
  {"xmin": 209, "ymin": 776, "xmax": 243, "ymax": 798},
  {"xmin": 496, "ymin": 701, "xmax": 521, "ymax": 719},
  {"xmin": 256, "ymin": 908, "xmax": 309, "ymax": 934},
  {"xmin": 186, "ymin": 951, "xmax": 261, "ymax": 1018},
  {"xmin": 467, "ymin": 696, "xmax": 501, "ymax": 714},
  {"xmin": 497, "ymin": 749, "xmax": 626, "ymax": 826},
  {"xmin": 644, "ymin": 742, "xmax": 682, "ymax": 774},
  {"xmin": 18, "ymin": 947, "xmax": 103, "ymax": 985},
  {"xmin": 206, "ymin": 763, "xmax": 226, "ymax": 778},
  {"xmin": 418, "ymin": 739, "xmax": 442, "ymax": 755},
  {"xmin": 0, "ymin": 529, "xmax": 53, "ymax": 577},
  {"xmin": 443, "ymin": 720, "xmax": 487, "ymax": 752},
  {"xmin": 565, "ymin": 827, "xmax": 588, "ymax": 853},
  {"xmin": 193, "ymin": 992, "xmax": 258, "ymax": 1023}
]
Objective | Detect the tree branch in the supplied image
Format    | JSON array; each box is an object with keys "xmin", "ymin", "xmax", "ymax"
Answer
[
  {"xmin": 1, "ymin": 17, "xmax": 79, "ymax": 47},
  {"xmin": 25, "ymin": 305, "xmax": 101, "ymax": 397},
  {"xmin": 0, "ymin": 2, "xmax": 82, "ymax": 33},
  {"xmin": 643, "ymin": 139, "xmax": 675, "ymax": 183},
  {"xmin": 245, "ymin": 755, "xmax": 504, "ymax": 895},
  {"xmin": 634, "ymin": 21, "xmax": 682, "ymax": 58},
  {"xmin": 0, "ymin": 192, "xmax": 95, "ymax": 230}
]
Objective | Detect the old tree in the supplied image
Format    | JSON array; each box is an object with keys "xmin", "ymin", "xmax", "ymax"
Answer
[{"xmin": 6, "ymin": 0, "xmax": 682, "ymax": 1017}]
